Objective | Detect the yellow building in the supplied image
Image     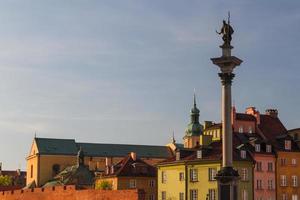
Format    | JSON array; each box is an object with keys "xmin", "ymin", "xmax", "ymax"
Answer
[
  {"xmin": 26, "ymin": 137, "xmax": 173, "ymax": 187},
  {"xmin": 157, "ymin": 139, "xmax": 254, "ymax": 200},
  {"xmin": 95, "ymin": 152, "xmax": 157, "ymax": 200},
  {"xmin": 203, "ymin": 121, "xmax": 222, "ymax": 141}
]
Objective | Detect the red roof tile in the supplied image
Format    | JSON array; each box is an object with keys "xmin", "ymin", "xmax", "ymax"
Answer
[
  {"xmin": 258, "ymin": 114, "xmax": 287, "ymax": 141},
  {"xmin": 236, "ymin": 113, "xmax": 256, "ymax": 121}
]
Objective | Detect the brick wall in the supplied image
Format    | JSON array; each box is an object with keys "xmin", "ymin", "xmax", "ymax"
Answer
[
  {"xmin": 0, "ymin": 185, "xmax": 145, "ymax": 200},
  {"xmin": 0, "ymin": 187, "xmax": 22, "ymax": 192}
]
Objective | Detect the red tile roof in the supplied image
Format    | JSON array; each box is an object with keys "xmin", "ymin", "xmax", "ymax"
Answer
[
  {"xmin": 105, "ymin": 154, "xmax": 156, "ymax": 177},
  {"xmin": 236, "ymin": 113, "xmax": 256, "ymax": 121},
  {"xmin": 258, "ymin": 114, "xmax": 287, "ymax": 141}
]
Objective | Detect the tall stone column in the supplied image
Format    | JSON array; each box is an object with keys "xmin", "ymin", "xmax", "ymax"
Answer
[{"xmin": 211, "ymin": 19, "xmax": 242, "ymax": 200}]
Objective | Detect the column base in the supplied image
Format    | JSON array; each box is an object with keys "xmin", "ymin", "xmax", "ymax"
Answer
[{"xmin": 215, "ymin": 167, "xmax": 239, "ymax": 200}]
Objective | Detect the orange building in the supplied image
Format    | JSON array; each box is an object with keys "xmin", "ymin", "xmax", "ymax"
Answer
[{"xmin": 95, "ymin": 152, "xmax": 156, "ymax": 200}]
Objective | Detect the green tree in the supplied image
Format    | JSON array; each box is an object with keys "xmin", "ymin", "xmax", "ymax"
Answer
[
  {"xmin": 95, "ymin": 180, "xmax": 112, "ymax": 190},
  {"xmin": 0, "ymin": 175, "xmax": 12, "ymax": 186}
]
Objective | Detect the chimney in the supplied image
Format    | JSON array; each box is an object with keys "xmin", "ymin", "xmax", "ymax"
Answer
[
  {"xmin": 265, "ymin": 109, "xmax": 278, "ymax": 118},
  {"xmin": 204, "ymin": 121, "xmax": 213, "ymax": 130},
  {"xmin": 245, "ymin": 106, "xmax": 260, "ymax": 125},
  {"xmin": 105, "ymin": 157, "xmax": 112, "ymax": 175},
  {"xmin": 130, "ymin": 152, "xmax": 137, "ymax": 161},
  {"xmin": 231, "ymin": 106, "xmax": 236, "ymax": 125}
]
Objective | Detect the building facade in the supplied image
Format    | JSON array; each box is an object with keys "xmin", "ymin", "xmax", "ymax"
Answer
[
  {"xmin": 95, "ymin": 152, "xmax": 157, "ymax": 200},
  {"xmin": 26, "ymin": 138, "xmax": 173, "ymax": 187}
]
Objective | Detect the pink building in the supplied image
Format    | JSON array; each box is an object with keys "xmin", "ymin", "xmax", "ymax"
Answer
[{"xmin": 233, "ymin": 107, "xmax": 277, "ymax": 200}]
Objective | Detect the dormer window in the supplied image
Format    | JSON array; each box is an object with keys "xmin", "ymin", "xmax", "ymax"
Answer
[
  {"xmin": 255, "ymin": 144, "xmax": 261, "ymax": 152},
  {"xmin": 197, "ymin": 150, "xmax": 202, "ymax": 159},
  {"xmin": 176, "ymin": 152, "xmax": 180, "ymax": 161},
  {"xmin": 248, "ymin": 127, "xmax": 252, "ymax": 134},
  {"xmin": 239, "ymin": 126, "xmax": 244, "ymax": 133},
  {"xmin": 285, "ymin": 140, "xmax": 291, "ymax": 150},
  {"xmin": 266, "ymin": 145, "xmax": 272, "ymax": 153},
  {"xmin": 241, "ymin": 150, "xmax": 246, "ymax": 159}
]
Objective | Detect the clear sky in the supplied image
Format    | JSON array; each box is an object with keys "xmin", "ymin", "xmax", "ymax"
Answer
[{"xmin": 0, "ymin": 0, "xmax": 299, "ymax": 170}]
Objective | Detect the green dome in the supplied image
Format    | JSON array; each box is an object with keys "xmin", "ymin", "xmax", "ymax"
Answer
[
  {"xmin": 184, "ymin": 93, "xmax": 203, "ymax": 137},
  {"xmin": 185, "ymin": 122, "xmax": 203, "ymax": 136}
]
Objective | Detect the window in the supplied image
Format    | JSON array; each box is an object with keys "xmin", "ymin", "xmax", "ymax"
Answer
[
  {"xmin": 197, "ymin": 150, "xmax": 202, "ymax": 159},
  {"xmin": 190, "ymin": 169, "xmax": 198, "ymax": 182},
  {"xmin": 239, "ymin": 126, "xmax": 244, "ymax": 133},
  {"xmin": 162, "ymin": 171, "xmax": 167, "ymax": 183},
  {"xmin": 149, "ymin": 179, "xmax": 155, "ymax": 187},
  {"xmin": 241, "ymin": 150, "xmax": 246, "ymax": 159},
  {"xmin": 280, "ymin": 175, "xmax": 287, "ymax": 186},
  {"xmin": 292, "ymin": 194, "xmax": 298, "ymax": 200},
  {"xmin": 292, "ymin": 158, "xmax": 297, "ymax": 166},
  {"xmin": 179, "ymin": 172, "xmax": 185, "ymax": 181},
  {"xmin": 129, "ymin": 179, "xmax": 136, "ymax": 188},
  {"xmin": 242, "ymin": 189, "xmax": 248, "ymax": 200},
  {"xmin": 282, "ymin": 194, "xmax": 288, "ymax": 200},
  {"xmin": 281, "ymin": 158, "xmax": 287, "ymax": 166},
  {"xmin": 208, "ymin": 189, "xmax": 216, "ymax": 200},
  {"xmin": 292, "ymin": 175, "xmax": 298, "ymax": 187},
  {"xmin": 190, "ymin": 189, "xmax": 198, "ymax": 200},
  {"xmin": 266, "ymin": 145, "xmax": 272, "ymax": 153},
  {"xmin": 162, "ymin": 191, "xmax": 166, "ymax": 200},
  {"xmin": 256, "ymin": 179, "xmax": 263, "ymax": 189},
  {"xmin": 255, "ymin": 144, "xmax": 261, "ymax": 152},
  {"xmin": 176, "ymin": 152, "xmax": 180, "ymax": 161},
  {"xmin": 208, "ymin": 168, "xmax": 217, "ymax": 181},
  {"xmin": 256, "ymin": 162, "xmax": 262, "ymax": 171},
  {"xmin": 248, "ymin": 126, "xmax": 252, "ymax": 134},
  {"xmin": 149, "ymin": 194, "xmax": 155, "ymax": 200},
  {"xmin": 179, "ymin": 192, "xmax": 184, "ymax": 200},
  {"xmin": 52, "ymin": 164, "xmax": 60, "ymax": 176},
  {"xmin": 241, "ymin": 168, "xmax": 248, "ymax": 181},
  {"xmin": 268, "ymin": 180, "xmax": 274, "ymax": 190},
  {"xmin": 30, "ymin": 165, "xmax": 33, "ymax": 178},
  {"xmin": 285, "ymin": 140, "xmax": 291, "ymax": 150},
  {"xmin": 267, "ymin": 162, "xmax": 273, "ymax": 172}
]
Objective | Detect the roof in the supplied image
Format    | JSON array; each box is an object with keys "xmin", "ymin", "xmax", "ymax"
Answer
[
  {"xmin": 34, "ymin": 138, "xmax": 173, "ymax": 158},
  {"xmin": 258, "ymin": 114, "xmax": 287, "ymax": 141},
  {"xmin": 159, "ymin": 134, "xmax": 254, "ymax": 164},
  {"xmin": 43, "ymin": 164, "xmax": 94, "ymax": 188},
  {"xmin": 103, "ymin": 154, "xmax": 156, "ymax": 177},
  {"xmin": 236, "ymin": 113, "xmax": 256, "ymax": 121},
  {"xmin": 0, "ymin": 170, "xmax": 26, "ymax": 178},
  {"xmin": 35, "ymin": 138, "xmax": 78, "ymax": 155}
]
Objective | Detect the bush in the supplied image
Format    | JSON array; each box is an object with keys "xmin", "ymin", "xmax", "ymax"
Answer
[
  {"xmin": 0, "ymin": 175, "xmax": 12, "ymax": 186},
  {"xmin": 95, "ymin": 180, "xmax": 112, "ymax": 190}
]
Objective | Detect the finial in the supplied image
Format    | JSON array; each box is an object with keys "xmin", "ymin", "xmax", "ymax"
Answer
[
  {"xmin": 34, "ymin": 131, "xmax": 37, "ymax": 138},
  {"xmin": 228, "ymin": 11, "xmax": 231, "ymax": 25},
  {"xmin": 193, "ymin": 89, "xmax": 197, "ymax": 107},
  {"xmin": 172, "ymin": 130, "xmax": 176, "ymax": 144}
]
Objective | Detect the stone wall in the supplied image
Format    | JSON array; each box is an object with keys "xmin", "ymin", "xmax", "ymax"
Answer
[{"xmin": 0, "ymin": 185, "xmax": 145, "ymax": 200}]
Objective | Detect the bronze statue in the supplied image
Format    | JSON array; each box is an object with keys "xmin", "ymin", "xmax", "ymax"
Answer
[{"xmin": 216, "ymin": 19, "xmax": 234, "ymax": 46}]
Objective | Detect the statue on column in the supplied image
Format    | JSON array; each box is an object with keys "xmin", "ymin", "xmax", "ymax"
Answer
[{"xmin": 216, "ymin": 19, "xmax": 234, "ymax": 46}]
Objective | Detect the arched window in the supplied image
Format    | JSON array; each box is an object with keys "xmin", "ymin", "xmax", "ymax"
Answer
[
  {"xmin": 52, "ymin": 164, "xmax": 60, "ymax": 176},
  {"xmin": 30, "ymin": 165, "xmax": 33, "ymax": 178}
]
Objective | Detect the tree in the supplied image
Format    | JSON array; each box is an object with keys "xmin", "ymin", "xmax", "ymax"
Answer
[
  {"xmin": 0, "ymin": 175, "xmax": 12, "ymax": 186},
  {"xmin": 95, "ymin": 180, "xmax": 112, "ymax": 190}
]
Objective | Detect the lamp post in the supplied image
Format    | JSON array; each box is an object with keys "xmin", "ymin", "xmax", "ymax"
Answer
[{"xmin": 211, "ymin": 16, "xmax": 242, "ymax": 200}]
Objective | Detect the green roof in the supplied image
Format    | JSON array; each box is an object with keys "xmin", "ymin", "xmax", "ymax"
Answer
[
  {"xmin": 35, "ymin": 138, "xmax": 173, "ymax": 158},
  {"xmin": 35, "ymin": 138, "xmax": 78, "ymax": 155}
]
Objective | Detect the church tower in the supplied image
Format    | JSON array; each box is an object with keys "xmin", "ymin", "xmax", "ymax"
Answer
[{"xmin": 183, "ymin": 94, "xmax": 203, "ymax": 148}]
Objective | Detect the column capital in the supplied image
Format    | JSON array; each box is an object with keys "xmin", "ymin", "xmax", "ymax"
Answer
[{"xmin": 218, "ymin": 73, "xmax": 235, "ymax": 85}]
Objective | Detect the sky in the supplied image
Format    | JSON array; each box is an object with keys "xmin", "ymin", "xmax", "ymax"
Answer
[{"xmin": 0, "ymin": 0, "xmax": 300, "ymax": 170}]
